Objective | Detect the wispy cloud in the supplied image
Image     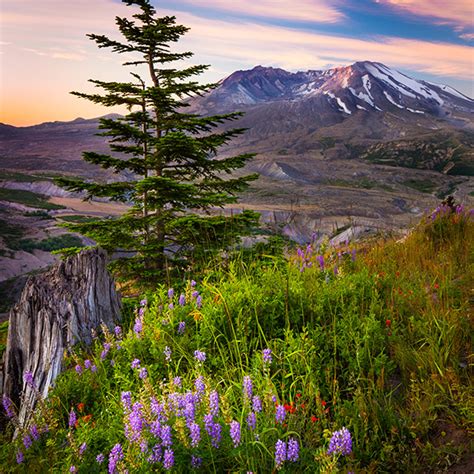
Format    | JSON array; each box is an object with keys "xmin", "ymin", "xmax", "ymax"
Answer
[
  {"xmin": 23, "ymin": 47, "xmax": 85, "ymax": 61},
  {"xmin": 459, "ymin": 33, "xmax": 474, "ymax": 41},
  {"xmin": 177, "ymin": 0, "xmax": 345, "ymax": 24},
  {"xmin": 376, "ymin": 0, "xmax": 473, "ymax": 29},
  {"xmin": 180, "ymin": 15, "xmax": 474, "ymax": 79}
]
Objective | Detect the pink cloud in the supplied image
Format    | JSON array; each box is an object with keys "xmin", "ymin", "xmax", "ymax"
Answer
[
  {"xmin": 377, "ymin": 0, "xmax": 473, "ymax": 28},
  {"xmin": 180, "ymin": 16, "xmax": 474, "ymax": 79},
  {"xmin": 179, "ymin": 0, "xmax": 344, "ymax": 23}
]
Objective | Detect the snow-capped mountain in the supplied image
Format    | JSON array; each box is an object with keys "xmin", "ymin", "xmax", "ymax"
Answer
[
  {"xmin": 188, "ymin": 61, "xmax": 473, "ymax": 158},
  {"xmin": 195, "ymin": 61, "xmax": 473, "ymax": 118}
]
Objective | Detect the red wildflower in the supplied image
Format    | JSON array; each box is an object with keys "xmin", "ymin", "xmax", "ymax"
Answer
[
  {"xmin": 321, "ymin": 400, "xmax": 327, "ymax": 407},
  {"xmin": 296, "ymin": 393, "xmax": 302, "ymax": 399},
  {"xmin": 311, "ymin": 416, "xmax": 319, "ymax": 423},
  {"xmin": 77, "ymin": 402, "xmax": 85, "ymax": 413},
  {"xmin": 385, "ymin": 319, "xmax": 391, "ymax": 327},
  {"xmin": 434, "ymin": 283, "xmax": 439, "ymax": 289}
]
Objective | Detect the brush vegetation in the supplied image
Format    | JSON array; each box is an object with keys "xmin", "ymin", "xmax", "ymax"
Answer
[{"xmin": 1, "ymin": 205, "xmax": 472, "ymax": 473}]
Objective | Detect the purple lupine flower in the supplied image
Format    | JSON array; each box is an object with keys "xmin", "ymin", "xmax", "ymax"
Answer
[
  {"xmin": 101, "ymin": 342, "xmax": 112, "ymax": 360},
  {"xmin": 139, "ymin": 367, "xmax": 148, "ymax": 380},
  {"xmin": 317, "ymin": 255, "xmax": 325, "ymax": 270},
  {"xmin": 243, "ymin": 376, "xmax": 253, "ymax": 400},
  {"xmin": 246, "ymin": 412, "xmax": 257, "ymax": 431},
  {"xmin": 275, "ymin": 439, "xmax": 287, "ymax": 469},
  {"xmin": 96, "ymin": 453, "xmax": 105, "ymax": 464},
  {"xmin": 192, "ymin": 290, "xmax": 199, "ymax": 299},
  {"xmin": 126, "ymin": 402, "xmax": 144, "ymax": 442},
  {"xmin": 164, "ymin": 346, "xmax": 172, "ymax": 362},
  {"xmin": 229, "ymin": 420, "xmax": 241, "ymax": 448},
  {"xmin": 168, "ymin": 303, "xmax": 174, "ymax": 310},
  {"xmin": 69, "ymin": 466, "xmax": 77, "ymax": 473},
  {"xmin": 327, "ymin": 426, "xmax": 352, "ymax": 456},
  {"xmin": 204, "ymin": 413, "xmax": 222, "ymax": 448},
  {"xmin": 161, "ymin": 424, "xmax": 173, "ymax": 447},
  {"xmin": 16, "ymin": 450, "xmax": 24, "ymax": 464},
  {"xmin": 177, "ymin": 321, "xmax": 186, "ymax": 335},
  {"xmin": 179, "ymin": 294, "xmax": 186, "ymax": 306},
  {"xmin": 351, "ymin": 249, "xmax": 356, "ymax": 262},
  {"xmin": 263, "ymin": 348, "xmax": 272, "ymax": 364},
  {"xmin": 163, "ymin": 448, "xmax": 174, "ymax": 470},
  {"xmin": 114, "ymin": 326, "xmax": 122, "ymax": 337},
  {"xmin": 287, "ymin": 438, "xmax": 299, "ymax": 462},
  {"xmin": 211, "ymin": 421, "xmax": 222, "ymax": 448},
  {"xmin": 23, "ymin": 434, "xmax": 32, "ymax": 450},
  {"xmin": 140, "ymin": 440, "xmax": 148, "ymax": 453},
  {"xmin": 196, "ymin": 295, "xmax": 202, "ymax": 308},
  {"xmin": 334, "ymin": 266, "xmax": 339, "ymax": 276},
  {"xmin": 150, "ymin": 397, "xmax": 164, "ymax": 420},
  {"xmin": 271, "ymin": 395, "xmax": 278, "ymax": 404},
  {"xmin": 168, "ymin": 288, "xmax": 174, "ymax": 299},
  {"xmin": 131, "ymin": 358, "xmax": 141, "ymax": 369},
  {"xmin": 191, "ymin": 280, "xmax": 197, "ymax": 287},
  {"xmin": 184, "ymin": 399, "xmax": 196, "ymax": 423},
  {"xmin": 75, "ymin": 364, "xmax": 83, "ymax": 375},
  {"xmin": 110, "ymin": 359, "xmax": 115, "ymax": 367},
  {"xmin": 189, "ymin": 421, "xmax": 201, "ymax": 447},
  {"xmin": 68, "ymin": 409, "xmax": 76, "ymax": 429},
  {"xmin": 191, "ymin": 455, "xmax": 202, "ymax": 469},
  {"xmin": 149, "ymin": 420, "xmax": 162, "ymax": 438},
  {"xmin": 121, "ymin": 391, "xmax": 132, "ymax": 411},
  {"xmin": 84, "ymin": 359, "xmax": 92, "ymax": 369},
  {"xmin": 108, "ymin": 443, "xmax": 124, "ymax": 474},
  {"xmin": 2, "ymin": 395, "xmax": 14, "ymax": 418},
  {"xmin": 140, "ymin": 298, "xmax": 147, "ymax": 306},
  {"xmin": 79, "ymin": 442, "xmax": 87, "ymax": 455},
  {"xmin": 275, "ymin": 404, "xmax": 286, "ymax": 424},
  {"xmin": 194, "ymin": 350, "xmax": 206, "ymax": 363},
  {"xmin": 252, "ymin": 395, "xmax": 262, "ymax": 413},
  {"xmin": 194, "ymin": 376, "xmax": 205, "ymax": 400},
  {"xmin": 23, "ymin": 371, "xmax": 35, "ymax": 388},
  {"xmin": 173, "ymin": 376, "xmax": 182, "ymax": 388},
  {"xmin": 209, "ymin": 390, "xmax": 219, "ymax": 417},
  {"xmin": 91, "ymin": 364, "xmax": 97, "ymax": 373},
  {"xmin": 133, "ymin": 317, "xmax": 143, "ymax": 336},
  {"xmin": 147, "ymin": 444, "xmax": 162, "ymax": 464},
  {"xmin": 30, "ymin": 424, "xmax": 40, "ymax": 441}
]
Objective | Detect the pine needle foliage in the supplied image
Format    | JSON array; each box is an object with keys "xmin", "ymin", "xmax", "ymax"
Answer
[{"xmin": 56, "ymin": 0, "xmax": 259, "ymax": 285}]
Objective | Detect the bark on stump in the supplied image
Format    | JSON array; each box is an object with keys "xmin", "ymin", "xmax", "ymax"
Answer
[{"xmin": 1, "ymin": 248, "xmax": 121, "ymax": 429}]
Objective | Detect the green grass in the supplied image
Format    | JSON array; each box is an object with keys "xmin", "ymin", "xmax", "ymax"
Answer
[
  {"xmin": 0, "ymin": 171, "xmax": 61, "ymax": 182},
  {"xmin": 0, "ymin": 218, "xmax": 25, "ymax": 250},
  {"xmin": 57, "ymin": 215, "xmax": 98, "ymax": 224},
  {"xmin": 0, "ymin": 188, "xmax": 65, "ymax": 210},
  {"xmin": 12, "ymin": 234, "xmax": 84, "ymax": 253},
  {"xmin": 325, "ymin": 177, "xmax": 394, "ymax": 191},
  {"xmin": 0, "ymin": 321, "xmax": 8, "ymax": 360},
  {"xmin": 403, "ymin": 178, "xmax": 437, "ymax": 193},
  {"xmin": 0, "ymin": 208, "xmax": 472, "ymax": 473}
]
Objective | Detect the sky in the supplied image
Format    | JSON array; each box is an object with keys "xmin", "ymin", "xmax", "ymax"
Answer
[{"xmin": 1, "ymin": 0, "xmax": 473, "ymax": 126}]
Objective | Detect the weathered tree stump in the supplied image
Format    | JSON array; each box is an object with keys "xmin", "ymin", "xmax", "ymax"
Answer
[{"xmin": 1, "ymin": 248, "xmax": 121, "ymax": 428}]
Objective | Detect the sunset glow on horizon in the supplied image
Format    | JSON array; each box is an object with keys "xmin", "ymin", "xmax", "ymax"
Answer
[{"xmin": 1, "ymin": 0, "xmax": 473, "ymax": 126}]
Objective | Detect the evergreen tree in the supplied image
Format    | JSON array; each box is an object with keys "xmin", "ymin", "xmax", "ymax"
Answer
[{"xmin": 56, "ymin": 0, "xmax": 259, "ymax": 285}]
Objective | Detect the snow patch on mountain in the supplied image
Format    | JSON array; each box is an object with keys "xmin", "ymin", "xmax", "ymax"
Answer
[
  {"xmin": 335, "ymin": 97, "xmax": 351, "ymax": 114},
  {"xmin": 324, "ymin": 91, "xmax": 351, "ymax": 114},
  {"xmin": 407, "ymin": 108, "xmax": 424, "ymax": 114},
  {"xmin": 383, "ymin": 91, "xmax": 404, "ymax": 109}
]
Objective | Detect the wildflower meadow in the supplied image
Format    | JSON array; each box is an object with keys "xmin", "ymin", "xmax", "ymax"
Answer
[{"xmin": 0, "ymin": 206, "xmax": 472, "ymax": 472}]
